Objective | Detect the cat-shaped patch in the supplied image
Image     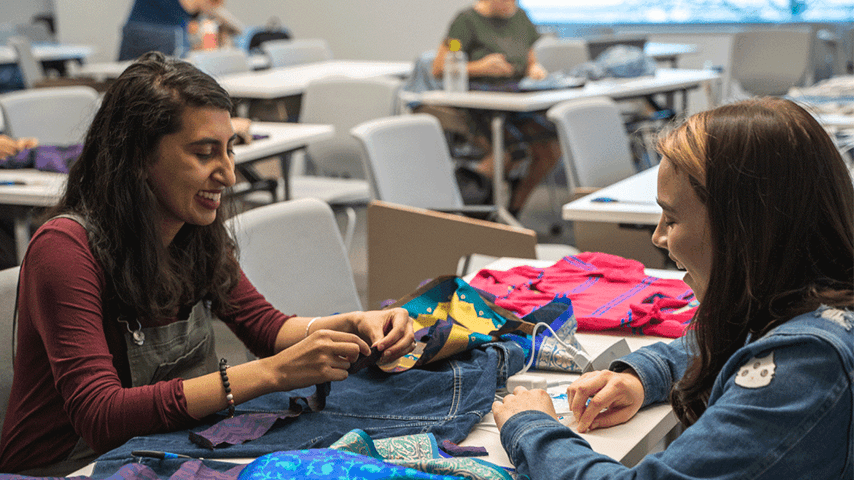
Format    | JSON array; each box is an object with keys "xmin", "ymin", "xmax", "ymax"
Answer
[{"xmin": 735, "ymin": 352, "xmax": 776, "ymax": 388}]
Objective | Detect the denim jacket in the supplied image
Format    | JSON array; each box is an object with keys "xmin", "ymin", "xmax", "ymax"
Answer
[{"xmin": 500, "ymin": 306, "xmax": 854, "ymax": 479}]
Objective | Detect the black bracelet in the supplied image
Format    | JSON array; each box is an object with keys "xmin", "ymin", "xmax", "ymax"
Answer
[{"xmin": 219, "ymin": 358, "xmax": 235, "ymax": 418}]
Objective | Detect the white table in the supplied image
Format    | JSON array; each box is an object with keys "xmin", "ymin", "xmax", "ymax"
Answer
[
  {"xmin": 0, "ymin": 122, "xmax": 333, "ymax": 264},
  {"xmin": 232, "ymin": 122, "xmax": 334, "ymax": 201},
  {"xmin": 218, "ymin": 60, "xmax": 413, "ymax": 100},
  {"xmin": 417, "ymin": 68, "xmax": 720, "ymax": 226},
  {"xmin": 75, "ymin": 53, "xmax": 273, "ymax": 82},
  {"xmin": 562, "ymin": 164, "xmax": 661, "ymax": 225},
  {"xmin": 644, "ymin": 42, "xmax": 698, "ymax": 67},
  {"xmin": 0, "ymin": 43, "xmax": 95, "ymax": 67},
  {"xmin": 458, "ymin": 257, "xmax": 681, "ymax": 468}
]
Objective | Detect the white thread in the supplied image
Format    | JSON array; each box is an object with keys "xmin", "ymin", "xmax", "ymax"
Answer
[{"xmin": 519, "ymin": 322, "xmax": 581, "ymax": 375}]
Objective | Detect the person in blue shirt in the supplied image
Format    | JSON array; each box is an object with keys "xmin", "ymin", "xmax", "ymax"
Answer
[
  {"xmin": 493, "ymin": 97, "xmax": 854, "ymax": 479},
  {"xmin": 118, "ymin": 0, "xmax": 223, "ymax": 61}
]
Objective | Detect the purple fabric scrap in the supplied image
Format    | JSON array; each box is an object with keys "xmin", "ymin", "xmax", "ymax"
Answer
[
  {"xmin": 189, "ymin": 382, "xmax": 331, "ymax": 449},
  {"xmin": 0, "ymin": 461, "xmax": 244, "ymax": 480},
  {"xmin": 0, "ymin": 145, "xmax": 83, "ymax": 174},
  {"xmin": 438, "ymin": 439, "xmax": 488, "ymax": 457}
]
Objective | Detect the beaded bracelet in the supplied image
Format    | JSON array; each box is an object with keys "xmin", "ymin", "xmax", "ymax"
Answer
[{"xmin": 219, "ymin": 358, "xmax": 235, "ymax": 418}]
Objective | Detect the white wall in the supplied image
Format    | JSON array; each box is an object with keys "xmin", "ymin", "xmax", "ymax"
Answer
[
  {"xmin": 53, "ymin": 0, "xmax": 473, "ymax": 63},
  {"xmin": 54, "ymin": 0, "xmax": 132, "ymax": 62},
  {"xmin": 0, "ymin": 0, "xmax": 52, "ymax": 28}
]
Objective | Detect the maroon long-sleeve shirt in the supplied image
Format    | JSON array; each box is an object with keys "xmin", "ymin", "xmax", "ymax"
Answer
[{"xmin": 0, "ymin": 218, "xmax": 290, "ymax": 472}]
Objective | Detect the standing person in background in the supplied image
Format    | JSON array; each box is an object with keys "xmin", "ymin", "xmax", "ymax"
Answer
[
  {"xmin": 493, "ymin": 97, "xmax": 854, "ymax": 479},
  {"xmin": 432, "ymin": 0, "xmax": 559, "ymax": 217},
  {"xmin": 118, "ymin": 0, "xmax": 224, "ymax": 61},
  {"xmin": 0, "ymin": 52, "xmax": 414, "ymax": 476}
]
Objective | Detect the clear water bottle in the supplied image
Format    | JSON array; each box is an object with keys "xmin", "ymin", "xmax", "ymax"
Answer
[{"xmin": 443, "ymin": 39, "xmax": 468, "ymax": 93}]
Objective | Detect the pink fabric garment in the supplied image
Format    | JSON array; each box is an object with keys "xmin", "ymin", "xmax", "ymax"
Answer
[{"xmin": 469, "ymin": 252, "xmax": 696, "ymax": 337}]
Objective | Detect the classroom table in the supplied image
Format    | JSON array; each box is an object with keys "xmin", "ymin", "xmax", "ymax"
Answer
[
  {"xmin": 456, "ymin": 256, "xmax": 682, "ymax": 468},
  {"xmin": 644, "ymin": 42, "xmax": 698, "ymax": 67},
  {"xmin": 563, "ymin": 161, "xmax": 854, "ymax": 227},
  {"xmin": 0, "ymin": 43, "xmax": 95, "ymax": 67},
  {"xmin": 562, "ymin": 164, "xmax": 661, "ymax": 225},
  {"xmin": 0, "ymin": 122, "xmax": 333, "ymax": 264},
  {"xmin": 217, "ymin": 60, "xmax": 414, "ymax": 100},
  {"xmin": 68, "ymin": 256, "xmax": 682, "ymax": 477},
  {"xmin": 416, "ymin": 68, "xmax": 720, "ymax": 226},
  {"xmin": 74, "ymin": 53, "xmax": 272, "ymax": 82}
]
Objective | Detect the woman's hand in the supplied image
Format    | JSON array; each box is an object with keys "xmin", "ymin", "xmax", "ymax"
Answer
[
  {"xmin": 471, "ymin": 53, "xmax": 515, "ymax": 77},
  {"xmin": 0, "ymin": 135, "xmax": 38, "ymax": 158},
  {"xmin": 568, "ymin": 369, "xmax": 645, "ymax": 433},
  {"xmin": 263, "ymin": 329, "xmax": 370, "ymax": 391},
  {"xmin": 526, "ymin": 62, "xmax": 547, "ymax": 81},
  {"xmin": 349, "ymin": 307, "xmax": 414, "ymax": 362},
  {"xmin": 493, "ymin": 386, "xmax": 557, "ymax": 431}
]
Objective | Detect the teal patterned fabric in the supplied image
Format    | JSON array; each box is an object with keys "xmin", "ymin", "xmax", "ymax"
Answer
[{"xmin": 238, "ymin": 429, "xmax": 514, "ymax": 480}]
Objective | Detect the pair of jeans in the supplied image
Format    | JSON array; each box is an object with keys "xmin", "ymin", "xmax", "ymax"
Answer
[{"xmin": 92, "ymin": 341, "xmax": 525, "ymax": 478}]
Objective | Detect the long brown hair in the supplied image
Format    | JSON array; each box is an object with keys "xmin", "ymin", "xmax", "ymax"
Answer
[
  {"xmin": 657, "ymin": 97, "xmax": 854, "ymax": 426},
  {"xmin": 47, "ymin": 52, "xmax": 241, "ymax": 322}
]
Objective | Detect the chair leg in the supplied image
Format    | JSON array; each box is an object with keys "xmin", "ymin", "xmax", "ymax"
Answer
[{"xmin": 341, "ymin": 206, "xmax": 357, "ymax": 252}]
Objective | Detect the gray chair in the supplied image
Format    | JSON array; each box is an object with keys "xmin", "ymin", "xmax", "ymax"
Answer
[
  {"xmin": 729, "ymin": 28, "xmax": 812, "ymax": 97},
  {"xmin": 351, "ymin": 113, "xmax": 494, "ymax": 216},
  {"xmin": 227, "ymin": 198, "xmax": 362, "ymax": 316},
  {"xmin": 118, "ymin": 22, "xmax": 184, "ymax": 61},
  {"xmin": 533, "ymin": 37, "xmax": 590, "ymax": 73},
  {"xmin": 0, "ymin": 85, "xmax": 100, "ymax": 145},
  {"xmin": 0, "ymin": 266, "xmax": 20, "ymax": 431},
  {"xmin": 546, "ymin": 96, "xmax": 637, "ymax": 196},
  {"xmin": 7, "ymin": 36, "xmax": 44, "ymax": 88},
  {"xmin": 300, "ymin": 75, "xmax": 403, "ymax": 179},
  {"xmin": 253, "ymin": 76, "xmax": 402, "ymax": 250},
  {"xmin": 261, "ymin": 38, "xmax": 333, "ymax": 68},
  {"xmin": 186, "ymin": 48, "xmax": 251, "ymax": 78}
]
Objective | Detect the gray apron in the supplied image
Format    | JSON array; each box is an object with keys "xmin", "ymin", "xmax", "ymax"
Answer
[{"xmin": 28, "ymin": 214, "xmax": 220, "ymax": 476}]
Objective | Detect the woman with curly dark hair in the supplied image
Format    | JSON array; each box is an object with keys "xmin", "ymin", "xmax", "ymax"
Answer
[
  {"xmin": 0, "ymin": 52, "xmax": 413, "ymax": 476},
  {"xmin": 494, "ymin": 97, "xmax": 854, "ymax": 479}
]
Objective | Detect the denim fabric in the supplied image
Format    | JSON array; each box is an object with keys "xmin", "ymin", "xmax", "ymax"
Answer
[
  {"xmin": 499, "ymin": 307, "xmax": 854, "ymax": 479},
  {"xmin": 92, "ymin": 341, "xmax": 525, "ymax": 478}
]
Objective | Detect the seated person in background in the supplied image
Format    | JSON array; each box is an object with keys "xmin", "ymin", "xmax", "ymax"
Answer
[
  {"xmin": 431, "ymin": 0, "xmax": 559, "ymax": 217},
  {"xmin": 119, "ymin": 0, "xmax": 224, "ymax": 61},
  {"xmin": 493, "ymin": 97, "xmax": 854, "ymax": 479},
  {"xmin": 0, "ymin": 52, "xmax": 414, "ymax": 476},
  {"xmin": 0, "ymin": 135, "xmax": 38, "ymax": 158}
]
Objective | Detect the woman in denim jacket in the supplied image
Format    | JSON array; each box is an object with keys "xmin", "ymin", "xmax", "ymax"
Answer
[{"xmin": 493, "ymin": 97, "xmax": 854, "ymax": 479}]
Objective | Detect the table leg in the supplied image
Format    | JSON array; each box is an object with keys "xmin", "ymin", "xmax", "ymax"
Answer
[
  {"xmin": 278, "ymin": 153, "xmax": 292, "ymax": 201},
  {"xmin": 490, "ymin": 114, "xmax": 523, "ymax": 228}
]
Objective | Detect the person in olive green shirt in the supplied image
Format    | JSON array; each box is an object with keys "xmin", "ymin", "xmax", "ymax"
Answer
[{"xmin": 432, "ymin": 0, "xmax": 557, "ymax": 216}]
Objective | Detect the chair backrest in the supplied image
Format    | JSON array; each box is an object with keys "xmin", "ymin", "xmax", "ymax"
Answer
[
  {"xmin": 0, "ymin": 86, "xmax": 100, "ymax": 145},
  {"xmin": 261, "ymin": 38, "xmax": 333, "ymax": 68},
  {"xmin": 546, "ymin": 96, "xmax": 636, "ymax": 191},
  {"xmin": 7, "ymin": 36, "xmax": 44, "ymax": 88},
  {"xmin": 186, "ymin": 48, "xmax": 250, "ymax": 78},
  {"xmin": 351, "ymin": 113, "xmax": 464, "ymax": 210},
  {"xmin": 226, "ymin": 198, "xmax": 362, "ymax": 316},
  {"xmin": 300, "ymin": 75, "xmax": 403, "ymax": 179},
  {"xmin": 586, "ymin": 34, "xmax": 647, "ymax": 61},
  {"xmin": 118, "ymin": 22, "xmax": 185, "ymax": 61},
  {"xmin": 533, "ymin": 38, "xmax": 590, "ymax": 73},
  {"xmin": 730, "ymin": 28, "xmax": 812, "ymax": 96},
  {"xmin": 15, "ymin": 22, "xmax": 54, "ymax": 43},
  {"xmin": 0, "ymin": 266, "xmax": 20, "ymax": 431}
]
